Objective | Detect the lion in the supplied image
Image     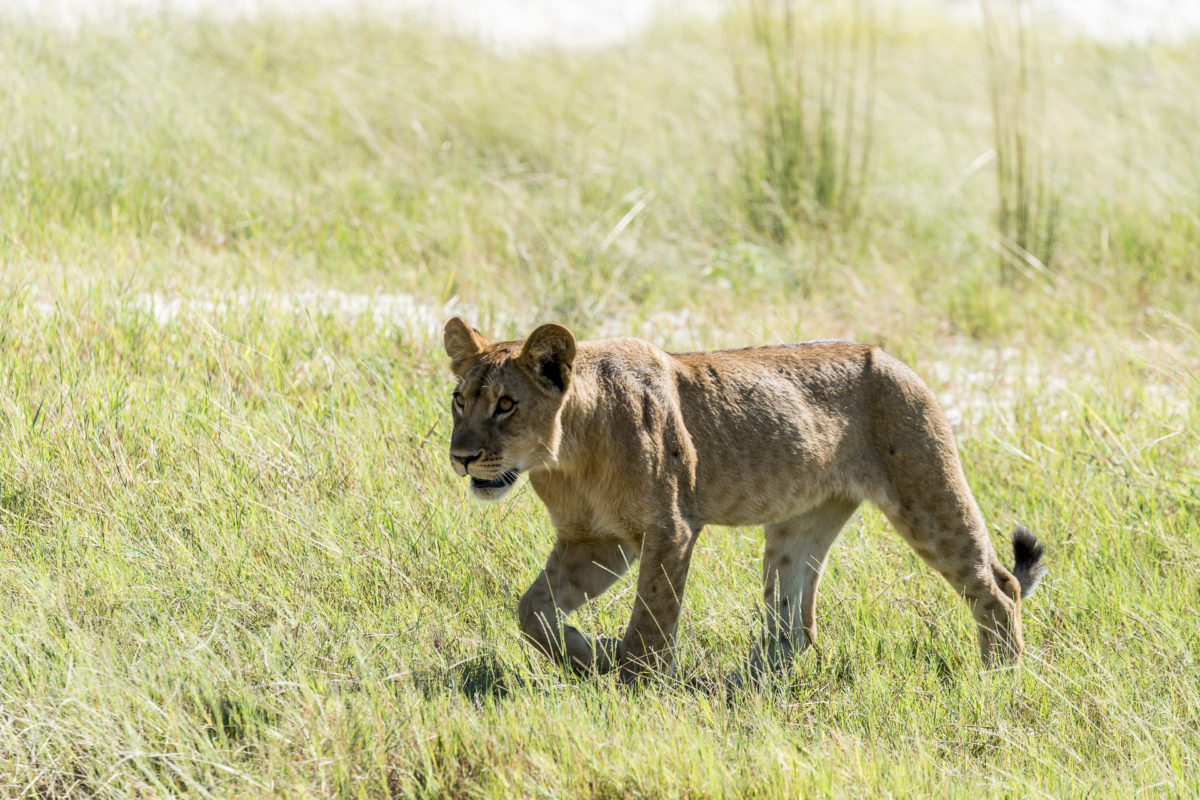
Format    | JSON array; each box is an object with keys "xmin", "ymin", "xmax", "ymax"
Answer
[{"xmin": 442, "ymin": 316, "xmax": 1046, "ymax": 682}]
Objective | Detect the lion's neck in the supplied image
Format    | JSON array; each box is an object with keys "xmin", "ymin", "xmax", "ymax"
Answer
[{"xmin": 547, "ymin": 371, "xmax": 604, "ymax": 472}]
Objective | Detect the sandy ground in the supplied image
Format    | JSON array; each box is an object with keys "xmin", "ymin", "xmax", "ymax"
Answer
[
  {"xmin": 4, "ymin": 0, "xmax": 1199, "ymax": 45},
  {"xmin": 7, "ymin": 0, "xmax": 723, "ymax": 49}
]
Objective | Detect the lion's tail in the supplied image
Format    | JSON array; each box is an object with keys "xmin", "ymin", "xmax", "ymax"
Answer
[{"xmin": 1010, "ymin": 525, "xmax": 1048, "ymax": 598}]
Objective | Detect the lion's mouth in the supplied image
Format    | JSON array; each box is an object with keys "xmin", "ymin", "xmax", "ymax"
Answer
[{"xmin": 469, "ymin": 470, "xmax": 520, "ymax": 491}]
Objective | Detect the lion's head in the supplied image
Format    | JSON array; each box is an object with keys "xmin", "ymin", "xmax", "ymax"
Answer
[{"xmin": 442, "ymin": 317, "xmax": 576, "ymax": 501}]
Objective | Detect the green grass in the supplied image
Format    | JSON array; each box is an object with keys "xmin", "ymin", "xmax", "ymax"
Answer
[
  {"xmin": 982, "ymin": 0, "xmax": 1060, "ymax": 278},
  {"xmin": 731, "ymin": 0, "xmax": 877, "ymax": 239},
  {"xmin": 0, "ymin": 8, "xmax": 1198, "ymax": 797}
]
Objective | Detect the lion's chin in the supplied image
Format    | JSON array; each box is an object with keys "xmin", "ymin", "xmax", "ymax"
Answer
[{"xmin": 468, "ymin": 470, "xmax": 520, "ymax": 502}]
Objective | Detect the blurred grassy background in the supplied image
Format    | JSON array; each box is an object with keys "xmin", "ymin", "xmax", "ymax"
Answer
[{"xmin": 2, "ymin": 7, "xmax": 1197, "ymax": 340}]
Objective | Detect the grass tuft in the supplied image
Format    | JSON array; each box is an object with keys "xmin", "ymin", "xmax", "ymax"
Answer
[
  {"xmin": 982, "ymin": 0, "xmax": 1061, "ymax": 279},
  {"xmin": 731, "ymin": 0, "xmax": 877, "ymax": 240}
]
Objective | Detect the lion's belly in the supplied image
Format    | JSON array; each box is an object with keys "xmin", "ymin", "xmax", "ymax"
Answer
[
  {"xmin": 692, "ymin": 447, "xmax": 855, "ymax": 527},
  {"xmin": 682, "ymin": 389, "xmax": 866, "ymax": 527}
]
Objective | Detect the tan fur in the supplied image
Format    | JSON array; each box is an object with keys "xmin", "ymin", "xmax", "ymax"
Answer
[{"xmin": 442, "ymin": 317, "xmax": 1042, "ymax": 681}]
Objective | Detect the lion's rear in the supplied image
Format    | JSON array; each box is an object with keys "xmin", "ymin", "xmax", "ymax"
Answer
[{"xmin": 862, "ymin": 349, "xmax": 1045, "ymax": 663}]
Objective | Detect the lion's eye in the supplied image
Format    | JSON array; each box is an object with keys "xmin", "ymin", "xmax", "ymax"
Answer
[
  {"xmin": 453, "ymin": 392, "xmax": 464, "ymax": 410},
  {"xmin": 495, "ymin": 396, "xmax": 515, "ymax": 415}
]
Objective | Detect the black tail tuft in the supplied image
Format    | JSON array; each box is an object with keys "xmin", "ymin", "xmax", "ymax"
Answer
[{"xmin": 1011, "ymin": 525, "xmax": 1047, "ymax": 598}]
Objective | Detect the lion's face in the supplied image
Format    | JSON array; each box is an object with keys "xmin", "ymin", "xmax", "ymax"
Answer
[{"xmin": 442, "ymin": 318, "xmax": 576, "ymax": 502}]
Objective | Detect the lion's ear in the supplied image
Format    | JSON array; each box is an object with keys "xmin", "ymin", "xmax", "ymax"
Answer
[
  {"xmin": 517, "ymin": 323, "xmax": 576, "ymax": 394},
  {"xmin": 443, "ymin": 317, "xmax": 488, "ymax": 378}
]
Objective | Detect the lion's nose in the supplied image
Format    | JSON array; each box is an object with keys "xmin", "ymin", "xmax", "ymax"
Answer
[{"xmin": 451, "ymin": 450, "xmax": 482, "ymax": 470}]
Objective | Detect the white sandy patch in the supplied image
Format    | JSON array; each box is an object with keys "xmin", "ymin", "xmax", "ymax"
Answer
[
  {"xmin": 4, "ymin": 0, "xmax": 1197, "ymax": 44},
  {"xmin": 133, "ymin": 288, "xmax": 467, "ymax": 339},
  {"xmin": 112, "ymin": 289, "xmax": 1193, "ymax": 429},
  {"xmin": 3, "ymin": 0, "xmax": 725, "ymax": 49}
]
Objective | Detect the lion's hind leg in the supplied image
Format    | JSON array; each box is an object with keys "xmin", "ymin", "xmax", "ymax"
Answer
[
  {"xmin": 867, "ymin": 352, "xmax": 1030, "ymax": 666},
  {"xmin": 745, "ymin": 497, "xmax": 860, "ymax": 678},
  {"xmin": 872, "ymin": 473, "xmax": 1025, "ymax": 666}
]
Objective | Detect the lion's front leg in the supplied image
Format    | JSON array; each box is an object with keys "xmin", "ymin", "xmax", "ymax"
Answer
[
  {"xmin": 518, "ymin": 537, "xmax": 636, "ymax": 674},
  {"xmin": 619, "ymin": 517, "xmax": 701, "ymax": 682}
]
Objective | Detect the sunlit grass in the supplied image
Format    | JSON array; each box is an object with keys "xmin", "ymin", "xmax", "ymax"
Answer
[
  {"xmin": 982, "ymin": 0, "xmax": 1059, "ymax": 278},
  {"xmin": 0, "ymin": 288, "xmax": 1196, "ymax": 796},
  {"xmin": 0, "ymin": 7, "xmax": 1198, "ymax": 797},
  {"xmin": 731, "ymin": 0, "xmax": 877, "ymax": 239},
  {"xmin": 1, "ymin": 10, "xmax": 1197, "ymax": 339}
]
